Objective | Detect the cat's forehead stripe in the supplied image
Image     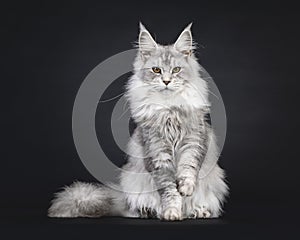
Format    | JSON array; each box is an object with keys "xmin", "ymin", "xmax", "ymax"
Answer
[
  {"xmin": 157, "ymin": 50, "xmax": 176, "ymax": 68},
  {"xmin": 158, "ymin": 56, "xmax": 162, "ymax": 66}
]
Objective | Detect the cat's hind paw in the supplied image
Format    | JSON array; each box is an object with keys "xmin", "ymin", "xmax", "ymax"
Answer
[
  {"xmin": 139, "ymin": 207, "xmax": 157, "ymax": 218},
  {"xmin": 188, "ymin": 205, "xmax": 211, "ymax": 218}
]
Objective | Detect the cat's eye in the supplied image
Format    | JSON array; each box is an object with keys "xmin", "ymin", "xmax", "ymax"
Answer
[
  {"xmin": 172, "ymin": 67, "xmax": 181, "ymax": 73},
  {"xmin": 152, "ymin": 67, "xmax": 161, "ymax": 74}
]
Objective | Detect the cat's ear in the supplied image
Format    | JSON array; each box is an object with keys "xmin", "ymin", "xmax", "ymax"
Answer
[
  {"xmin": 174, "ymin": 23, "xmax": 194, "ymax": 56},
  {"xmin": 138, "ymin": 22, "xmax": 157, "ymax": 56}
]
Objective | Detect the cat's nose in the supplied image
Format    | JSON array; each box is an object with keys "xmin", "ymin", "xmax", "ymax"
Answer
[{"xmin": 163, "ymin": 80, "xmax": 171, "ymax": 86}]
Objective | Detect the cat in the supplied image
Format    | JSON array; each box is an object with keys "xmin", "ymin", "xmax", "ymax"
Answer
[{"xmin": 48, "ymin": 23, "xmax": 229, "ymax": 221}]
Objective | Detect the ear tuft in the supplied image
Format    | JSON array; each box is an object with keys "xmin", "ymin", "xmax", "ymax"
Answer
[
  {"xmin": 139, "ymin": 22, "xmax": 146, "ymax": 32},
  {"xmin": 185, "ymin": 22, "xmax": 193, "ymax": 31},
  {"xmin": 174, "ymin": 23, "xmax": 194, "ymax": 55},
  {"xmin": 138, "ymin": 23, "xmax": 157, "ymax": 56}
]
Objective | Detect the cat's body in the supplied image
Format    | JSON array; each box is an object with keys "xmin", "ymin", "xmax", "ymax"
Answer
[{"xmin": 48, "ymin": 23, "xmax": 229, "ymax": 220}]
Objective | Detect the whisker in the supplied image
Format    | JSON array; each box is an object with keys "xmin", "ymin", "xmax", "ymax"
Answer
[
  {"xmin": 207, "ymin": 89, "xmax": 219, "ymax": 100},
  {"xmin": 187, "ymin": 81, "xmax": 210, "ymax": 106},
  {"xmin": 99, "ymin": 83, "xmax": 148, "ymax": 104},
  {"xmin": 118, "ymin": 107, "xmax": 130, "ymax": 120},
  {"xmin": 99, "ymin": 92, "xmax": 125, "ymax": 103},
  {"xmin": 201, "ymin": 76, "xmax": 213, "ymax": 80}
]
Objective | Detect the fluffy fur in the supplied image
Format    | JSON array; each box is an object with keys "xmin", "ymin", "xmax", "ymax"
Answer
[{"xmin": 48, "ymin": 23, "xmax": 229, "ymax": 220}]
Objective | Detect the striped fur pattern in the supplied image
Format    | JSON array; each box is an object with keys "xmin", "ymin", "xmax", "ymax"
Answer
[{"xmin": 48, "ymin": 23, "xmax": 229, "ymax": 221}]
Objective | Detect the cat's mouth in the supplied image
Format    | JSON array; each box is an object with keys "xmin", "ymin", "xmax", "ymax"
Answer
[
  {"xmin": 159, "ymin": 87, "xmax": 177, "ymax": 95},
  {"xmin": 161, "ymin": 87, "xmax": 172, "ymax": 92},
  {"xmin": 156, "ymin": 85, "xmax": 178, "ymax": 93}
]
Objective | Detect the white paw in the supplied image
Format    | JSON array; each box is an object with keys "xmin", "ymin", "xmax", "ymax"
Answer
[
  {"xmin": 162, "ymin": 207, "xmax": 182, "ymax": 221},
  {"xmin": 189, "ymin": 205, "xmax": 211, "ymax": 218},
  {"xmin": 177, "ymin": 178, "xmax": 195, "ymax": 196}
]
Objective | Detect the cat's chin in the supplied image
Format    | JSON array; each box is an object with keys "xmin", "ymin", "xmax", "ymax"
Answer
[
  {"xmin": 159, "ymin": 87, "xmax": 177, "ymax": 94},
  {"xmin": 158, "ymin": 89, "xmax": 175, "ymax": 97},
  {"xmin": 161, "ymin": 88, "xmax": 172, "ymax": 93}
]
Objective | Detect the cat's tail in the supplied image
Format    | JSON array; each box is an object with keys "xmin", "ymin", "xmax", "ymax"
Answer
[{"xmin": 48, "ymin": 181, "xmax": 127, "ymax": 218}]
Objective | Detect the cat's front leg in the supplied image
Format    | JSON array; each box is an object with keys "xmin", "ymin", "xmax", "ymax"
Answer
[
  {"xmin": 176, "ymin": 154, "xmax": 198, "ymax": 197},
  {"xmin": 144, "ymin": 139, "xmax": 182, "ymax": 220},
  {"xmin": 177, "ymin": 133, "xmax": 208, "ymax": 197}
]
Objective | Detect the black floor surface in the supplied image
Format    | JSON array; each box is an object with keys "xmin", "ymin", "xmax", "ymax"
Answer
[{"xmin": 1, "ymin": 204, "xmax": 298, "ymax": 240}]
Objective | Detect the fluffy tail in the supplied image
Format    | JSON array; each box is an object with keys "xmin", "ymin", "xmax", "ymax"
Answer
[{"xmin": 48, "ymin": 181, "xmax": 124, "ymax": 218}]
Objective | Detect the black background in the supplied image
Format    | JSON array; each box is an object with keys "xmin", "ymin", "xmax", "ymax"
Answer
[{"xmin": 2, "ymin": 0, "xmax": 300, "ymax": 239}]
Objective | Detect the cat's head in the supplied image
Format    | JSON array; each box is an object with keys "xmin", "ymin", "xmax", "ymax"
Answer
[
  {"xmin": 127, "ymin": 23, "xmax": 209, "ymax": 111},
  {"xmin": 132, "ymin": 23, "xmax": 202, "ymax": 94}
]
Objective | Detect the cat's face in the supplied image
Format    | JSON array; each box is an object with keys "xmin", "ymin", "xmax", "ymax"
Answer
[
  {"xmin": 135, "ymin": 23, "xmax": 197, "ymax": 95},
  {"xmin": 141, "ymin": 47, "xmax": 192, "ymax": 92}
]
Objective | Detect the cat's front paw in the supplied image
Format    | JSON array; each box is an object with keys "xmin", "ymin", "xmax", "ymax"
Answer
[
  {"xmin": 177, "ymin": 178, "xmax": 195, "ymax": 196},
  {"xmin": 162, "ymin": 207, "xmax": 182, "ymax": 221}
]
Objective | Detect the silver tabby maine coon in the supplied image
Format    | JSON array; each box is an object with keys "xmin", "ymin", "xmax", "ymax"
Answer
[{"xmin": 48, "ymin": 23, "xmax": 229, "ymax": 221}]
